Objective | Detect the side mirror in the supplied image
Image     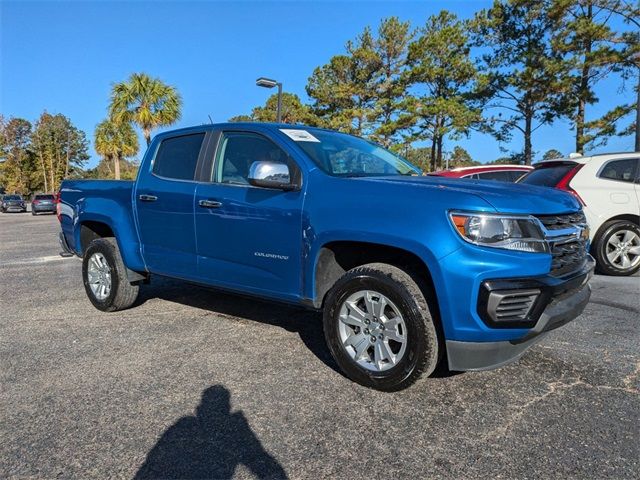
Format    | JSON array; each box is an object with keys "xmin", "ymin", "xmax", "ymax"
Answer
[{"xmin": 248, "ymin": 161, "xmax": 297, "ymax": 191}]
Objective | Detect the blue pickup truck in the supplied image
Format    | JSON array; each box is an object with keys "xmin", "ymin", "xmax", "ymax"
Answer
[{"xmin": 59, "ymin": 123, "xmax": 594, "ymax": 391}]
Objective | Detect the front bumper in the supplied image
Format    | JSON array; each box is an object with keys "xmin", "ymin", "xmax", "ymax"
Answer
[
  {"xmin": 3, "ymin": 205, "xmax": 26, "ymax": 212},
  {"xmin": 32, "ymin": 204, "xmax": 55, "ymax": 212},
  {"xmin": 446, "ymin": 256, "xmax": 594, "ymax": 371}
]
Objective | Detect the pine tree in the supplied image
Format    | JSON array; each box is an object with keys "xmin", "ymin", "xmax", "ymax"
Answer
[
  {"xmin": 549, "ymin": 0, "xmax": 640, "ymax": 152},
  {"xmin": 406, "ymin": 10, "xmax": 482, "ymax": 170},
  {"xmin": 474, "ymin": 0, "xmax": 567, "ymax": 165}
]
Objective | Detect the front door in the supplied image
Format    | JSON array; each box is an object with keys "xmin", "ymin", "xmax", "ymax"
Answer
[
  {"xmin": 194, "ymin": 130, "xmax": 304, "ymax": 301},
  {"xmin": 136, "ymin": 131, "xmax": 207, "ymax": 278}
]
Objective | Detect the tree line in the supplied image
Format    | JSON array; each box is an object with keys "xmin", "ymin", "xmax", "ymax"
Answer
[
  {"xmin": 232, "ymin": 0, "xmax": 639, "ymax": 169},
  {"xmin": 0, "ymin": 73, "xmax": 182, "ymax": 194},
  {"xmin": 1, "ymin": 0, "xmax": 638, "ymax": 194}
]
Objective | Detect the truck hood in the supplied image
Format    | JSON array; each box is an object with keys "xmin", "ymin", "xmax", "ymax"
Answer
[{"xmin": 354, "ymin": 175, "xmax": 581, "ymax": 215}]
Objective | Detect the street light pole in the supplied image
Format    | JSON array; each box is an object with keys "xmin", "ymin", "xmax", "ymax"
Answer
[
  {"xmin": 256, "ymin": 77, "xmax": 283, "ymax": 123},
  {"xmin": 276, "ymin": 82, "xmax": 282, "ymax": 123}
]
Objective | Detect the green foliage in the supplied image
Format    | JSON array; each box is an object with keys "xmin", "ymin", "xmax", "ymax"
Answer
[
  {"xmin": 368, "ymin": 17, "xmax": 414, "ymax": 146},
  {"xmin": 306, "ymin": 28, "xmax": 380, "ymax": 135},
  {"xmin": 252, "ymin": 93, "xmax": 320, "ymax": 125},
  {"xmin": 474, "ymin": 0, "xmax": 568, "ymax": 165},
  {"xmin": 84, "ymin": 157, "xmax": 140, "ymax": 180},
  {"xmin": 449, "ymin": 146, "xmax": 478, "ymax": 168},
  {"xmin": 0, "ymin": 117, "xmax": 34, "ymax": 194},
  {"xmin": 392, "ymin": 144, "xmax": 431, "ymax": 172},
  {"xmin": 228, "ymin": 115, "xmax": 254, "ymax": 123},
  {"xmin": 306, "ymin": 17, "xmax": 414, "ymax": 143},
  {"xmin": 406, "ymin": 10, "xmax": 481, "ymax": 170},
  {"xmin": 94, "ymin": 119, "xmax": 139, "ymax": 180},
  {"xmin": 110, "ymin": 73, "xmax": 182, "ymax": 145},
  {"xmin": 542, "ymin": 148, "xmax": 564, "ymax": 160},
  {"xmin": 549, "ymin": 0, "xmax": 639, "ymax": 152},
  {"xmin": 30, "ymin": 112, "xmax": 89, "ymax": 193}
]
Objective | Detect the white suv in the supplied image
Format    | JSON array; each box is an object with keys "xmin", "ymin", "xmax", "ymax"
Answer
[{"xmin": 519, "ymin": 152, "xmax": 640, "ymax": 276}]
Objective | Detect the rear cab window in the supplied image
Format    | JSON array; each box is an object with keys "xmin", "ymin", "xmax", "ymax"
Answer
[
  {"xmin": 153, "ymin": 133, "xmax": 205, "ymax": 181},
  {"xmin": 519, "ymin": 162, "xmax": 577, "ymax": 186}
]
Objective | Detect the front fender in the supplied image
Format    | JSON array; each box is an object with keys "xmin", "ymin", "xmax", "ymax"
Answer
[{"xmin": 303, "ymin": 229, "xmax": 458, "ymax": 337}]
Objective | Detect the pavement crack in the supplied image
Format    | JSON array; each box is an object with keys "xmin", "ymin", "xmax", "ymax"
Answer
[
  {"xmin": 622, "ymin": 361, "xmax": 640, "ymax": 393},
  {"xmin": 486, "ymin": 380, "xmax": 584, "ymax": 439},
  {"xmin": 486, "ymin": 375, "xmax": 639, "ymax": 439}
]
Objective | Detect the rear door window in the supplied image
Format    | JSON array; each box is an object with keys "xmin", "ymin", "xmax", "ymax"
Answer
[
  {"xmin": 519, "ymin": 163, "xmax": 576, "ymax": 186},
  {"xmin": 477, "ymin": 171, "xmax": 512, "ymax": 182},
  {"xmin": 598, "ymin": 159, "xmax": 638, "ymax": 183},
  {"xmin": 153, "ymin": 133, "xmax": 205, "ymax": 181}
]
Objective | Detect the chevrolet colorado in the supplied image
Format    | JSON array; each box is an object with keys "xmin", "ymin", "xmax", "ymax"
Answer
[{"xmin": 58, "ymin": 123, "xmax": 594, "ymax": 391}]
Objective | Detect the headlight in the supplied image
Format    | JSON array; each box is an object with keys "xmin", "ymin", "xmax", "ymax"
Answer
[{"xmin": 449, "ymin": 212, "xmax": 549, "ymax": 253}]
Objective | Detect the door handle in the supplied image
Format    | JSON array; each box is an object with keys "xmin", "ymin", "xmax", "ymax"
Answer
[
  {"xmin": 199, "ymin": 199, "xmax": 223, "ymax": 209},
  {"xmin": 139, "ymin": 194, "xmax": 158, "ymax": 202}
]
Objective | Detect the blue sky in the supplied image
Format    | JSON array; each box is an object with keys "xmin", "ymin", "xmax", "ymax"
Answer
[{"xmin": 1, "ymin": 0, "xmax": 636, "ymax": 168}]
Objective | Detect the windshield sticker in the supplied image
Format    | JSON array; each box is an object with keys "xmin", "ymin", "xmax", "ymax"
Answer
[{"xmin": 280, "ymin": 129, "xmax": 320, "ymax": 142}]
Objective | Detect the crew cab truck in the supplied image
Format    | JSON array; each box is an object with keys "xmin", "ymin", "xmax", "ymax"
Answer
[{"xmin": 58, "ymin": 123, "xmax": 594, "ymax": 391}]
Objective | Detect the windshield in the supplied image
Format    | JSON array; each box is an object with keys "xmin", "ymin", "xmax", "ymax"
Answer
[
  {"xmin": 292, "ymin": 129, "xmax": 421, "ymax": 177},
  {"xmin": 35, "ymin": 195, "xmax": 54, "ymax": 200},
  {"xmin": 4, "ymin": 195, "xmax": 21, "ymax": 201},
  {"xmin": 518, "ymin": 162, "xmax": 576, "ymax": 186}
]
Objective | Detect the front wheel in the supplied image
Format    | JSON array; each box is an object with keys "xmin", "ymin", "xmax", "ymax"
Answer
[
  {"xmin": 594, "ymin": 220, "xmax": 640, "ymax": 276},
  {"xmin": 82, "ymin": 238, "xmax": 139, "ymax": 311},
  {"xmin": 323, "ymin": 263, "xmax": 440, "ymax": 391}
]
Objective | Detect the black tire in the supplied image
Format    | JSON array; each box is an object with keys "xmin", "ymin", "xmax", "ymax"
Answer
[
  {"xmin": 593, "ymin": 220, "xmax": 640, "ymax": 276},
  {"xmin": 323, "ymin": 263, "xmax": 440, "ymax": 392},
  {"xmin": 82, "ymin": 238, "xmax": 139, "ymax": 312}
]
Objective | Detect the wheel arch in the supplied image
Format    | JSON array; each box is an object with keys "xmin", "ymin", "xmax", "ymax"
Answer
[
  {"xmin": 75, "ymin": 210, "xmax": 147, "ymax": 275},
  {"xmin": 309, "ymin": 241, "xmax": 443, "ymax": 326},
  {"xmin": 591, "ymin": 213, "xmax": 640, "ymax": 248}
]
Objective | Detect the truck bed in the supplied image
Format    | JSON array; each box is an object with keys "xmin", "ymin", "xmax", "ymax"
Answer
[{"xmin": 59, "ymin": 179, "xmax": 136, "ymax": 254}]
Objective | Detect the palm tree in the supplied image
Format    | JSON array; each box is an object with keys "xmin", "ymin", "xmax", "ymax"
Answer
[
  {"xmin": 109, "ymin": 73, "xmax": 182, "ymax": 146},
  {"xmin": 94, "ymin": 119, "xmax": 139, "ymax": 180}
]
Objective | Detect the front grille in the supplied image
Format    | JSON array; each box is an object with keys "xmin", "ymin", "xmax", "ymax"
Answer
[
  {"xmin": 550, "ymin": 239, "xmax": 588, "ymax": 276},
  {"xmin": 535, "ymin": 211, "xmax": 588, "ymax": 276},
  {"xmin": 536, "ymin": 211, "xmax": 586, "ymax": 230},
  {"xmin": 487, "ymin": 289, "xmax": 540, "ymax": 323}
]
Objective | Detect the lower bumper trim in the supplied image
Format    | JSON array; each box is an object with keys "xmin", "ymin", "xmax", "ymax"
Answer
[
  {"xmin": 447, "ymin": 281, "xmax": 591, "ymax": 371},
  {"xmin": 446, "ymin": 335, "xmax": 546, "ymax": 372}
]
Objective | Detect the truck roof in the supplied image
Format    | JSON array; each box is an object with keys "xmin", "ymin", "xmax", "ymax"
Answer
[{"xmin": 153, "ymin": 122, "xmax": 330, "ymax": 139}]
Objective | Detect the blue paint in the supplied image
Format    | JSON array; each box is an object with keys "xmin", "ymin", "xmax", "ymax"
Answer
[{"xmin": 59, "ymin": 123, "xmax": 583, "ymax": 344}]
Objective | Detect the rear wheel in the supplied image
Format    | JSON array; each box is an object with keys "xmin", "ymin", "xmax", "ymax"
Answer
[
  {"xmin": 594, "ymin": 220, "xmax": 640, "ymax": 276},
  {"xmin": 82, "ymin": 238, "xmax": 139, "ymax": 311},
  {"xmin": 323, "ymin": 263, "xmax": 440, "ymax": 391}
]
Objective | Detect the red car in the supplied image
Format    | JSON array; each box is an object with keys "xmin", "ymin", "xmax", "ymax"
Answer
[{"xmin": 428, "ymin": 165, "xmax": 533, "ymax": 182}]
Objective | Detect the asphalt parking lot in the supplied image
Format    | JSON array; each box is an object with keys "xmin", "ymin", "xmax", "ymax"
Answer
[{"xmin": 1, "ymin": 211, "xmax": 639, "ymax": 479}]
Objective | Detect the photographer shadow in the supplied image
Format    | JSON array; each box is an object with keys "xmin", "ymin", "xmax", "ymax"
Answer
[{"xmin": 135, "ymin": 385, "xmax": 288, "ymax": 480}]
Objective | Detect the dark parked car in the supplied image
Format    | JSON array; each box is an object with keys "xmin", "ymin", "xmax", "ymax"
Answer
[
  {"xmin": 1, "ymin": 194, "xmax": 27, "ymax": 213},
  {"xmin": 31, "ymin": 194, "xmax": 56, "ymax": 215}
]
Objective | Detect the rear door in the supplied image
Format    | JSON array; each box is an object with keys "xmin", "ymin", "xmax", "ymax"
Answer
[
  {"xmin": 193, "ymin": 129, "xmax": 305, "ymax": 301},
  {"xmin": 592, "ymin": 157, "xmax": 640, "ymax": 220},
  {"xmin": 135, "ymin": 131, "xmax": 208, "ymax": 278}
]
